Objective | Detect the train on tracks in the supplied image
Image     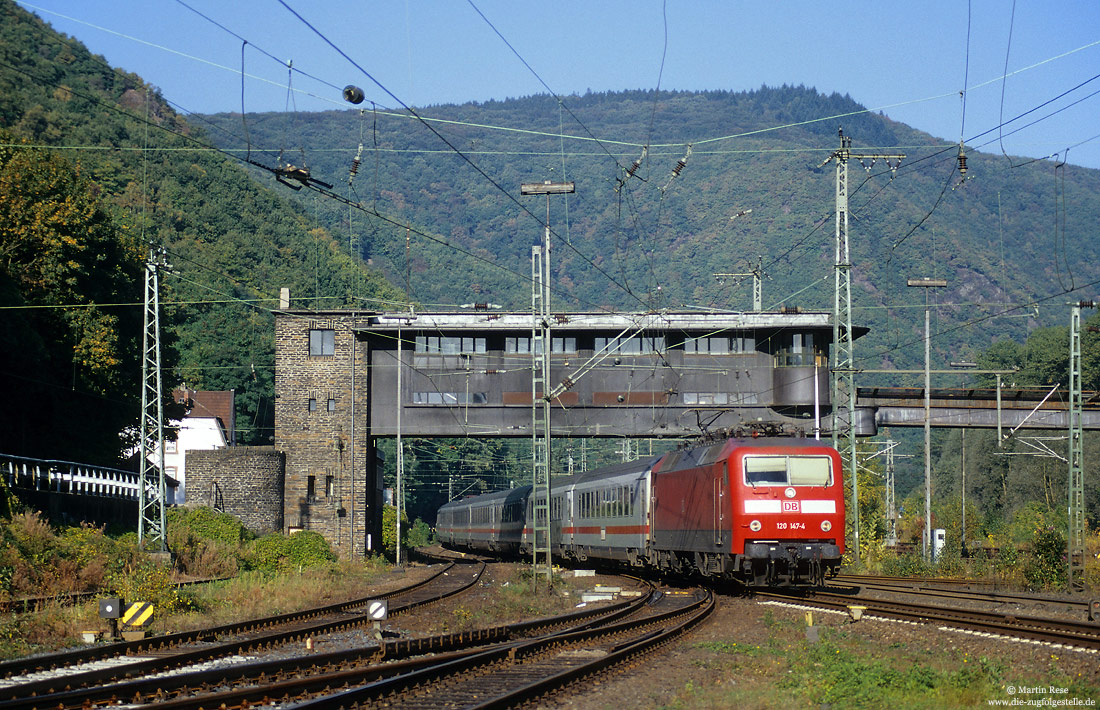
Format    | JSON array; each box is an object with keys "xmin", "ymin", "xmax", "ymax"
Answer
[{"xmin": 437, "ymin": 429, "xmax": 845, "ymax": 586}]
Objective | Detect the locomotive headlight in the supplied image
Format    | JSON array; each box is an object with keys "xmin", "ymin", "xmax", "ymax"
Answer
[
  {"xmin": 749, "ymin": 519, "xmax": 762, "ymax": 532},
  {"xmin": 820, "ymin": 520, "xmax": 832, "ymax": 532}
]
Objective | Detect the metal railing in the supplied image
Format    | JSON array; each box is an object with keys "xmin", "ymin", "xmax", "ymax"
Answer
[{"xmin": 1, "ymin": 453, "xmax": 140, "ymax": 499}]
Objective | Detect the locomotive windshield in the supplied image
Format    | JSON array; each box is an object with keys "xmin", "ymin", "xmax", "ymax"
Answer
[{"xmin": 744, "ymin": 455, "xmax": 832, "ymax": 486}]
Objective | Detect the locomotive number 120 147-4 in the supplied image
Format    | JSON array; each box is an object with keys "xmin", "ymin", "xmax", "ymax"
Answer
[{"xmin": 775, "ymin": 522, "xmax": 806, "ymax": 530}]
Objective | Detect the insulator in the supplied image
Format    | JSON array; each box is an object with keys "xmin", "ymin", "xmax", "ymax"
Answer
[
  {"xmin": 958, "ymin": 152, "xmax": 968, "ymax": 175},
  {"xmin": 1080, "ymin": 300, "xmax": 1095, "ymax": 309},
  {"xmin": 625, "ymin": 158, "xmax": 642, "ymax": 178},
  {"xmin": 343, "ymin": 85, "xmax": 365, "ymax": 104},
  {"xmin": 348, "ymin": 143, "xmax": 364, "ymax": 180},
  {"xmin": 671, "ymin": 159, "xmax": 687, "ymax": 178}
]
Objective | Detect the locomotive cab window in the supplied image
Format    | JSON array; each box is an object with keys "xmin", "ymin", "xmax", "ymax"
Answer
[{"xmin": 744, "ymin": 455, "xmax": 832, "ymax": 487}]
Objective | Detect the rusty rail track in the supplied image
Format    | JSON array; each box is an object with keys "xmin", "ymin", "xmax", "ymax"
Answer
[
  {"xmin": 832, "ymin": 574, "xmax": 1093, "ymax": 616},
  {"xmin": 759, "ymin": 588, "xmax": 1100, "ymax": 651},
  {"xmin": 0, "ymin": 575, "xmax": 657, "ymax": 710},
  {"xmin": 0, "ymin": 561, "xmax": 483, "ymax": 702}
]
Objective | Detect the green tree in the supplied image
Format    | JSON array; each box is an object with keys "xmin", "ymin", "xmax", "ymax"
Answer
[{"xmin": 0, "ymin": 135, "xmax": 143, "ymax": 463}]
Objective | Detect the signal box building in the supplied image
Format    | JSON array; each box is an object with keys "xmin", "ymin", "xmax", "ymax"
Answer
[{"xmin": 274, "ymin": 308, "xmax": 864, "ymax": 556}]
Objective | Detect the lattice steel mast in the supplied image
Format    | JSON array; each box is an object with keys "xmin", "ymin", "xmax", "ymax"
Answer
[
  {"xmin": 530, "ymin": 245, "xmax": 551, "ymax": 584},
  {"xmin": 522, "ymin": 180, "xmax": 573, "ymax": 586},
  {"xmin": 138, "ymin": 247, "xmax": 168, "ymax": 551},
  {"xmin": 1068, "ymin": 300, "xmax": 1092, "ymax": 592},
  {"xmin": 822, "ymin": 130, "xmax": 903, "ymax": 562}
]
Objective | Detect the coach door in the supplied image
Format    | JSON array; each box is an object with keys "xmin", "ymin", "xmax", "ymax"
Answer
[
  {"xmin": 713, "ymin": 462, "xmax": 727, "ymax": 546},
  {"xmin": 564, "ymin": 490, "xmax": 575, "ymax": 545}
]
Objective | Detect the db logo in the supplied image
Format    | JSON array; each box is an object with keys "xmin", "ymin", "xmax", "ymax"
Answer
[{"xmin": 781, "ymin": 501, "xmax": 800, "ymax": 513}]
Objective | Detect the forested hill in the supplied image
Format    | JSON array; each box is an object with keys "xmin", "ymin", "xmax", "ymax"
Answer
[
  {"xmin": 203, "ymin": 85, "xmax": 1100, "ymax": 375},
  {"xmin": 0, "ymin": 1, "xmax": 402, "ymax": 461}
]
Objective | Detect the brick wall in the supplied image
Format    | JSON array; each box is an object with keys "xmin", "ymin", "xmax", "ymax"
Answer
[
  {"xmin": 186, "ymin": 446, "xmax": 284, "ymax": 534},
  {"xmin": 275, "ymin": 312, "xmax": 381, "ymax": 556}
]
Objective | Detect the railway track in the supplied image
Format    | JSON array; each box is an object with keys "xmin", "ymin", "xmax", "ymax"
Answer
[
  {"xmin": 0, "ymin": 573, "xmax": 710, "ymax": 710},
  {"xmin": 759, "ymin": 587, "xmax": 1100, "ymax": 652},
  {"xmin": 0, "ymin": 560, "xmax": 484, "ymax": 701},
  {"xmin": 830, "ymin": 574, "xmax": 1095, "ymax": 618},
  {"xmin": 0, "ymin": 577, "xmax": 230, "ymax": 614}
]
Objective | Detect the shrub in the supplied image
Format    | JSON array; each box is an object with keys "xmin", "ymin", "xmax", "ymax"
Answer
[
  {"xmin": 243, "ymin": 532, "xmax": 337, "ymax": 575},
  {"xmin": 406, "ymin": 519, "xmax": 433, "ymax": 548},
  {"xmin": 284, "ymin": 531, "xmax": 338, "ymax": 569},
  {"xmin": 166, "ymin": 507, "xmax": 252, "ymax": 578},
  {"xmin": 1023, "ymin": 525, "xmax": 1067, "ymax": 589}
]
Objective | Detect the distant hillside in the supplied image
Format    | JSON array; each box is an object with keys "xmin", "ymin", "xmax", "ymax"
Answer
[
  {"xmin": 203, "ymin": 86, "xmax": 1100, "ymax": 377},
  {"xmin": 0, "ymin": 0, "xmax": 402, "ymax": 457}
]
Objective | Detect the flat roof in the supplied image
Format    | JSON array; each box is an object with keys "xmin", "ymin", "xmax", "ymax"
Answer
[{"xmin": 345, "ymin": 310, "xmax": 865, "ymax": 336}]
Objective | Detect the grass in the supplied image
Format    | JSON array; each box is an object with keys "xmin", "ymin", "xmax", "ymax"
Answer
[
  {"xmin": 0, "ymin": 557, "xmax": 398, "ymax": 659},
  {"xmin": 658, "ymin": 614, "xmax": 1100, "ymax": 710},
  {"xmin": 444, "ymin": 568, "xmax": 578, "ymax": 632}
]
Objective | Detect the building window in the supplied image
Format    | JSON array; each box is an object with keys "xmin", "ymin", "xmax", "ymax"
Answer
[
  {"xmin": 308, "ymin": 397, "xmax": 317, "ymax": 412},
  {"xmin": 416, "ymin": 335, "xmax": 485, "ymax": 354},
  {"xmin": 506, "ymin": 337, "xmax": 532, "ymax": 354},
  {"xmin": 551, "ymin": 337, "xmax": 577, "ymax": 353},
  {"xmin": 683, "ymin": 334, "xmax": 755, "ymax": 353},
  {"xmin": 594, "ymin": 335, "xmax": 665, "ymax": 354},
  {"xmin": 307, "ymin": 475, "xmax": 316, "ymax": 501},
  {"xmin": 325, "ymin": 475, "xmax": 334, "ymax": 497},
  {"xmin": 412, "ymin": 391, "xmax": 488, "ymax": 404},
  {"xmin": 165, "ymin": 439, "xmax": 177, "ymax": 454},
  {"xmin": 327, "ymin": 397, "xmax": 336, "ymax": 412},
  {"xmin": 682, "ymin": 392, "xmax": 758, "ymax": 406},
  {"xmin": 776, "ymin": 332, "xmax": 821, "ymax": 367},
  {"xmin": 309, "ymin": 329, "xmax": 335, "ymax": 356}
]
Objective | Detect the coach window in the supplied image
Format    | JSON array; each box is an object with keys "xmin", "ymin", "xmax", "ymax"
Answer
[{"xmin": 309, "ymin": 329, "xmax": 335, "ymax": 357}]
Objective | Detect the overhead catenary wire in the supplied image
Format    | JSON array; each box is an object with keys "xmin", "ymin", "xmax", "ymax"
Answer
[
  {"xmin": 274, "ymin": 0, "xmax": 648, "ymax": 312},
  {"xmin": 10, "ymin": 4, "xmax": 1100, "ymax": 325},
  {"xmin": 21, "ymin": 0, "xmax": 1100, "ymax": 168}
]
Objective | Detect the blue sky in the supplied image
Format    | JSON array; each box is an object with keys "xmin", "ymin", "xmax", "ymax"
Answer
[{"xmin": 17, "ymin": 1, "xmax": 1100, "ymax": 169}]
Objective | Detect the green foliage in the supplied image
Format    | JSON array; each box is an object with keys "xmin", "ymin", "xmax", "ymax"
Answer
[
  {"xmin": 166, "ymin": 506, "xmax": 254, "ymax": 577},
  {"xmin": 167, "ymin": 506, "xmax": 254, "ymax": 546},
  {"xmin": 105, "ymin": 559, "xmax": 187, "ymax": 613},
  {"xmin": 0, "ymin": 4, "xmax": 404, "ymax": 457},
  {"xmin": 243, "ymin": 531, "xmax": 337, "ymax": 575},
  {"xmin": 1026, "ymin": 524, "xmax": 1068, "ymax": 589},
  {"xmin": 0, "ymin": 132, "xmax": 143, "ymax": 463},
  {"xmin": 405, "ymin": 519, "xmax": 433, "ymax": 548},
  {"xmin": 380, "ymin": 505, "xmax": 407, "ymax": 557},
  {"xmin": 782, "ymin": 637, "xmax": 1004, "ymax": 707},
  {"xmin": 379, "ymin": 505, "xmax": 432, "ymax": 555}
]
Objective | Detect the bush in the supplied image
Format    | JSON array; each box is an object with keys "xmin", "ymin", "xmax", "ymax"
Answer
[
  {"xmin": 243, "ymin": 531, "xmax": 337, "ymax": 576},
  {"xmin": 1023, "ymin": 525, "xmax": 1067, "ymax": 589},
  {"xmin": 166, "ymin": 507, "xmax": 253, "ymax": 578},
  {"xmin": 167, "ymin": 507, "xmax": 254, "ymax": 546},
  {"xmin": 406, "ymin": 519, "xmax": 433, "ymax": 548}
]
